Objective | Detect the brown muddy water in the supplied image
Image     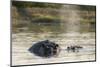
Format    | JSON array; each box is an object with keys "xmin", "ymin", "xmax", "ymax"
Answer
[
  {"xmin": 12, "ymin": 3, "xmax": 96, "ymax": 66},
  {"xmin": 12, "ymin": 32, "xmax": 95, "ymax": 66}
]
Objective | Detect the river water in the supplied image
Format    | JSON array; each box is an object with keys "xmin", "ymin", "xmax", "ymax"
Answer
[
  {"xmin": 12, "ymin": 32, "xmax": 95, "ymax": 66},
  {"xmin": 12, "ymin": 4, "xmax": 96, "ymax": 66}
]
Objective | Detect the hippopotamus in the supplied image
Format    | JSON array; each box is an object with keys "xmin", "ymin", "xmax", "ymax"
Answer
[
  {"xmin": 28, "ymin": 40, "xmax": 60, "ymax": 58},
  {"xmin": 67, "ymin": 45, "xmax": 83, "ymax": 52}
]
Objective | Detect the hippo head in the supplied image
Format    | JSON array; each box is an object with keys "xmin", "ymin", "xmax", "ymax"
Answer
[{"xmin": 28, "ymin": 40, "xmax": 60, "ymax": 58}]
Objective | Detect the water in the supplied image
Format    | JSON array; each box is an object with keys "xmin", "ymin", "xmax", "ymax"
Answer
[
  {"xmin": 12, "ymin": 32, "xmax": 95, "ymax": 66},
  {"xmin": 12, "ymin": 4, "xmax": 96, "ymax": 66}
]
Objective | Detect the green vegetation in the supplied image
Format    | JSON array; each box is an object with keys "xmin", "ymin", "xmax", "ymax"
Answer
[
  {"xmin": 12, "ymin": 1, "xmax": 96, "ymax": 11},
  {"xmin": 12, "ymin": 1, "xmax": 96, "ymax": 33},
  {"xmin": 80, "ymin": 5, "xmax": 96, "ymax": 11},
  {"xmin": 12, "ymin": 1, "xmax": 62, "ymax": 8}
]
